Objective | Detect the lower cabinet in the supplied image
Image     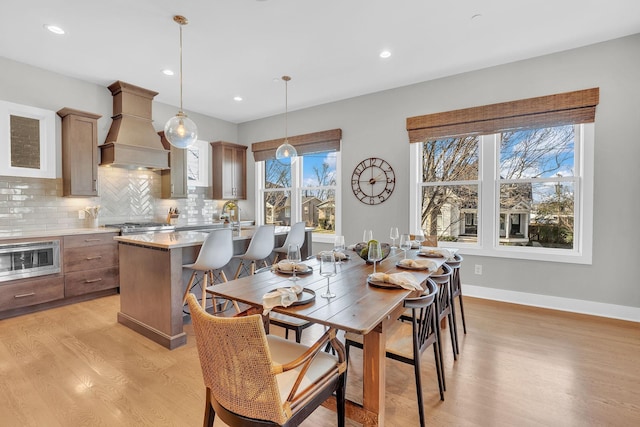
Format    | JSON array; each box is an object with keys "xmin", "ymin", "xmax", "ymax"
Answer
[
  {"xmin": 63, "ymin": 233, "xmax": 119, "ymax": 297},
  {"xmin": 0, "ymin": 232, "xmax": 119, "ymax": 319},
  {"xmin": 0, "ymin": 275, "xmax": 65, "ymax": 312}
]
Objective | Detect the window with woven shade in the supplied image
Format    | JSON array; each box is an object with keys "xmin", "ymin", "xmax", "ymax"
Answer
[{"xmin": 407, "ymin": 88, "xmax": 598, "ymax": 264}]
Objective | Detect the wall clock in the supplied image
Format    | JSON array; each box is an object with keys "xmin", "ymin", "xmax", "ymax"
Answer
[{"xmin": 351, "ymin": 157, "xmax": 396, "ymax": 205}]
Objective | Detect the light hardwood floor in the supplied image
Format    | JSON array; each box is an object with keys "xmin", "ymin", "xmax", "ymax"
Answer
[{"xmin": 1, "ymin": 294, "xmax": 639, "ymax": 426}]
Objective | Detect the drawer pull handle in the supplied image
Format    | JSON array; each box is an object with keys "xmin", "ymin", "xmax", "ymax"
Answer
[
  {"xmin": 84, "ymin": 238, "xmax": 101, "ymax": 242},
  {"xmin": 85, "ymin": 278, "xmax": 103, "ymax": 283},
  {"xmin": 86, "ymin": 256, "xmax": 103, "ymax": 260},
  {"xmin": 14, "ymin": 292, "xmax": 35, "ymax": 298}
]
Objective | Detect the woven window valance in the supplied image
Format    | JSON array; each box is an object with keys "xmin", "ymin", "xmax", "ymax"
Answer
[
  {"xmin": 251, "ymin": 128, "xmax": 342, "ymax": 162},
  {"xmin": 406, "ymin": 88, "xmax": 599, "ymax": 143}
]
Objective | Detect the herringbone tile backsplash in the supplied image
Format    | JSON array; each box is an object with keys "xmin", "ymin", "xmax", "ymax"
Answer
[{"xmin": 0, "ymin": 168, "xmax": 220, "ymax": 233}]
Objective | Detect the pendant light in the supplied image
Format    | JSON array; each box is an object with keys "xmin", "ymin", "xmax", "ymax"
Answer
[
  {"xmin": 275, "ymin": 75, "xmax": 297, "ymax": 160},
  {"xmin": 164, "ymin": 15, "xmax": 198, "ymax": 149}
]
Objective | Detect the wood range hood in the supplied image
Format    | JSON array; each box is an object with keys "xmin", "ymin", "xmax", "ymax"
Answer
[{"xmin": 99, "ymin": 80, "xmax": 169, "ymax": 170}]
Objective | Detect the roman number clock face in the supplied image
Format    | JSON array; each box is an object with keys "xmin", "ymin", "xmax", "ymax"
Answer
[{"xmin": 351, "ymin": 157, "xmax": 396, "ymax": 205}]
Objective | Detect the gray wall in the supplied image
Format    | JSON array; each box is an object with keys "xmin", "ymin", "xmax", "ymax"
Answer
[{"xmin": 238, "ymin": 34, "xmax": 640, "ymax": 312}]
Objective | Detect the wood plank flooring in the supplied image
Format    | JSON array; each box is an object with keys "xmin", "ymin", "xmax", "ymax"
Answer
[{"xmin": 0, "ymin": 295, "xmax": 638, "ymax": 426}]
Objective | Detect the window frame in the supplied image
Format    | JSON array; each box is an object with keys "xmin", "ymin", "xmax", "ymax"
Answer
[
  {"xmin": 255, "ymin": 151, "xmax": 342, "ymax": 244},
  {"xmin": 409, "ymin": 123, "xmax": 594, "ymax": 264}
]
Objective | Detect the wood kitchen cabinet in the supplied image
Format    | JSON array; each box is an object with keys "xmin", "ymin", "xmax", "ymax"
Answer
[
  {"xmin": 159, "ymin": 131, "xmax": 188, "ymax": 199},
  {"xmin": 63, "ymin": 232, "xmax": 119, "ymax": 298},
  {"xmin": 57, "ymin": 108, "xmax": 102, "ymax": 197},
  {"xmin": 211, "ymin": 141, "xmax": 247, "ymax": 200}
]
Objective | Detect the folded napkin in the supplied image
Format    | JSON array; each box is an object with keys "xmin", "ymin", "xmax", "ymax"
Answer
[
  {"xmin": 263, "ymin": 284, "xmax": 303, "ymax": 314},
  {"xmin": 398, "ymin": 258, "xmax": 437, "ymax": 271},
  {"xmin": 274, "ymin": 260, "xmax": 310, "ymax": 272},
  {"xmin": 369, "ymin": 272, "xmax": 422, "ymax": 291},
  {"xmin": 419, "ymin": 247, "xmax": 454, "ymax": 260}
]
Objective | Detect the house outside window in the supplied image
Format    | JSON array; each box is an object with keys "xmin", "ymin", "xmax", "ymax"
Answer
[
  {"xmin": 257, "ymin": 150, "xmax": 340, "ymax": 243},
  {"xmin": 407, "ymin": 89, "xmax": 598, "ymax": 264}
]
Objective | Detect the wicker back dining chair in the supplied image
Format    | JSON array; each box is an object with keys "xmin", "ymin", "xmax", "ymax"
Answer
[
  {"xmin": 343, "ymin": 279, "xmax": 442, "ymax": 427},
  {"xmin": 187, "ymin": 294, "xmax": 347, "ymax": 427},
  {"xmin": 446, "ymin": 253, "xmax": 467, "ymax": 350}
]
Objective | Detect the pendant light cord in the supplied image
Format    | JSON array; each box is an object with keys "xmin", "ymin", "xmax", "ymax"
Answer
[{"xmin": 179, "ymin": 22, "xmax": 184, "ymax": 113}]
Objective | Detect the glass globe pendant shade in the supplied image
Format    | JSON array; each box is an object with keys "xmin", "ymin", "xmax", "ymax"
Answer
[
  {"xmin": 275, "ymin": 140, "xmax": 297, "ymax": 159},
  {"xmin": 164, "ymin": 112, "xmax": 198, "ymax": 149}
]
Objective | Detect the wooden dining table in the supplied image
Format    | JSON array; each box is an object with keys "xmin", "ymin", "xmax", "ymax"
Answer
[{"xmin": 206, "ymin": 246, "xmax": 447, "ymax": 427}]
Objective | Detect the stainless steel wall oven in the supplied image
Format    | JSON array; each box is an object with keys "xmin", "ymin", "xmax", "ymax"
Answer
[{"xmin": 0, "ymin": 240, "xmax": 61, "ymax": 282}]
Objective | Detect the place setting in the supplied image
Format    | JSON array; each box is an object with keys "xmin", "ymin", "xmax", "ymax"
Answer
[{"xmin": 271, "ymin": 244, "xmax": 313, "ymax": 280}]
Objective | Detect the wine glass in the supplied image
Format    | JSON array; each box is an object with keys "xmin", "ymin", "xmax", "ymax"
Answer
[
  {"xmin": 320, "ymin": 251, "xmax": 337, "ymax": 299},
  {"xmin": 399, "ymin": 234, "xmax": 411, "ymax": 259},
  {"xmin": 389, "ymin": 227, "xmax": 399, "ymax": 248},
  {"xmin": 363, "ymin": 229, "xmax": 373, "ymax": 243},
  {"xmin": 287, "ymin": 244, "xmax": 301, "ymax": 281},
  {"xmin": 334, "ymin": 235, "xmax": 345, "ymax": 264},
  {"xmin": 368, "ymin": 241, "xmax": 382, "ymax": 274},
  {"xmin": 414, "ymin": 230, "xmax": 425, "ymax": 248}
]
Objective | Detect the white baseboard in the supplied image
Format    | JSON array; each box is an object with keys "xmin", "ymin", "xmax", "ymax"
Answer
[{"xmin": 463, "ymin": 284, "xmax": 640, "ymax": 323}]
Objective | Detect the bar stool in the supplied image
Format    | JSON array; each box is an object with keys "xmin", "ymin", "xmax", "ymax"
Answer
[
  {"xmin": 182, "ymin": 229, "xmax": 235, "ymax": 310},
  {"xmin": 233, "ymin": 224, "xmax": 275, "ymax": 279},
  {"xmin": 446, "ymin": 254, "xmax": 466, "ymax": 352},
  {"xmin": 272, "ymin": 221, "xmax": 306, "ymax": 264}
]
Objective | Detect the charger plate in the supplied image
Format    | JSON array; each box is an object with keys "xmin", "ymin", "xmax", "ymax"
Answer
[{"xmin": 268, "ymin": 288, "xmax": 316, "ymax": 306}]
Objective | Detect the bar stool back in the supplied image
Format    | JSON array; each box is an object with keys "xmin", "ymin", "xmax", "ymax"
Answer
[
  {"xmin": 234, "ymin": 225, "xmax": 275, "ymax": 279},
  {"xmin": 272, "ymin": 221, "xmax": 306, "ymax": 264},
  {"xmin": 182, "ymin": 229, "xmax": 234, "ymax": 310}
]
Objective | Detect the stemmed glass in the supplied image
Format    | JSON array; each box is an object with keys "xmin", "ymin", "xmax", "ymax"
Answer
[
  {"xmin": 414, "ymin": 230, "xmax": 425, "ymax": 248},
  {"xmin": 389, "ymin": 227, "xmax": 399, "ymax": 248},
  {"xmin": 320, "ymin": 251, "xmax": 337, "ymax": 299},
  {"xmin": 399, "ymin": 234, "xmax": 411, "ymax": 259},
  {"xmin": 363, "ymin": 229, "xmax": 373, "ymax": 243},
  {"xmin": 368, "ymin": 241, "xmax": 383, "ymax": 274},
  {"xmin": 287, "ymin": 244, "xmax": 301, "ymax": 281},
  {"xmin": 334, "ymin": 235, "xmax": 345, "ymax": 264}
]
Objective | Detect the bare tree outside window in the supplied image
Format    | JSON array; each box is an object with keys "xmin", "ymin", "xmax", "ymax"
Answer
[{"xmin": 420, "ymin": 125, "xmax": 577, "ymax": 248}]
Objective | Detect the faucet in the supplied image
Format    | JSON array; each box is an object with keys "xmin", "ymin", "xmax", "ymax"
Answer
[{"xmin": 221, "ymin": 200, "xmax": 241, "ymax": 232}]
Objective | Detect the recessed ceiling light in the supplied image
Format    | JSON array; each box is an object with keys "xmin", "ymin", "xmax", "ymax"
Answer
[
  {"xmin": 44, "ymin": 24, "xmax": 65, "ymax": 35},
  {"xmin": 162, "ymin": 69, "xmax": 175, "ymax": 76},
  {"xmin": 233, "ymin": 96, "xmax": 243, "ymax": 102},
  {"xmin": 379, "ymin": 50, "xmax": 391, "ymax": 59}
]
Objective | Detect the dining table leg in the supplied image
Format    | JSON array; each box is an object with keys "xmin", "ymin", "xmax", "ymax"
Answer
[{"xmin": 362, "ymin": 324, "xmax": 387, "ymax": 427}]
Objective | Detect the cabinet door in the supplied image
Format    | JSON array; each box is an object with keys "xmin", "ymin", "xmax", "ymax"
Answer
[
  {"xmin": 58, "ymin": 108, "xmax": 101, "ymax": 196},
  {"xmin": 211, "ymin": 141, "xmax": 247, "ymax": 200},
  {"xmin": 231, "ymin": 146, "xmax": 246, "ymax": 199},
  {"xmin": 161, "ymin": 145, "xmax": 188, "ymax": 198}
]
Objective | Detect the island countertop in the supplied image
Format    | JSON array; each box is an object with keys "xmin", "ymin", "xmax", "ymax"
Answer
[{"xmin": 113, "ymin": 226, "xmax": 303, "ymax": 250}]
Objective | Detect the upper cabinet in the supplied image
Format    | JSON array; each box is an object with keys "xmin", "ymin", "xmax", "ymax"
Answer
[
  {"xmin": 57, "ymin": 108, "xmax": 101, "ymax": 197},
  {"xmin": 211, "ymin": 141, "xmax": 247, "ymax": 200},
  {"xmin": 159, "ymin": 131, "xmax": 188, "ymax": 199}
]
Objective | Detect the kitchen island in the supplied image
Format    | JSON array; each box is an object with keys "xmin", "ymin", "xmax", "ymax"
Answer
[{"xmin": 114, "ymin": 226, "xmax": 311, "ymax": 349}]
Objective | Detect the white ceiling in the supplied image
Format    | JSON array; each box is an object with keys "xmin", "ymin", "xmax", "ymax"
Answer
[{"xmin": 2, "ymin": 0, "xmax": 640, "ymax": 123}]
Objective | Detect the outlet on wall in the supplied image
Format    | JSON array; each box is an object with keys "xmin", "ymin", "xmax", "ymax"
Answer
[
  {"xmin": 474, "ymin": 264, "xmax": 482, "ymax": 275},
  {"xmin": 78, "ymin": 210, "xmax": 85, "ymax": 219}
]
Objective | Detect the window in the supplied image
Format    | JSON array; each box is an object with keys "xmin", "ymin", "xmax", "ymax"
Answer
[
  {"xmin": 252, "ymin": 129, "xmax": 342, "ymax": 243},
  {"xmin": 257, "ymin": 151, "xmax": 340, "ymax": 242},
  {"xmin": 407, "ymin": 89, "xmax": 598, "ymax": 264}
]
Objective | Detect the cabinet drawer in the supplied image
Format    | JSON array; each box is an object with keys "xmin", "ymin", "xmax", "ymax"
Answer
[
  {"xmin": 64, "ymin": 233, "xmax": 118, "ymax": 249},
  {"xmin": 64, "ymin": 244, "xmax": 118, "ymax": 273},
  {"xmin": 65, "ymin": 266, "xmax": 119, "ymax": 297},
  {"xmin": 0, "ymin": 275, "xmax": 64, "ymax": 311}
]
